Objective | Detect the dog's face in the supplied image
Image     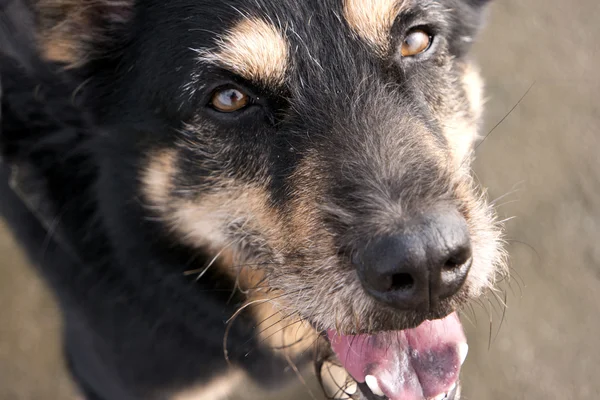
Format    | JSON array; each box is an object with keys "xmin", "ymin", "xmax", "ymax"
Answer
[{"xmin": 37, "ymin": 0, "xmax": 506, "ymax": 398}]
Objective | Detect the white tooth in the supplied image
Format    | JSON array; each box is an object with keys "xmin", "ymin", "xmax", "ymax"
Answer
[
  {"xmin": 365, "ymin": 375, "xmax": 385, "ymax": 397},
  {"xmin": 345, "ymin": 381, "xmax": 358, "ymax": 395},
  {"xmin": 432, "ymin": 393, "xmax": 447, "ymax": 400},
  {"xmin": 449, "ymin": 383, "xmax": 457, "ymax": 392},
  {"xmin": 458, "ymin": 343, "xmax": 469, "ymax": 365}
]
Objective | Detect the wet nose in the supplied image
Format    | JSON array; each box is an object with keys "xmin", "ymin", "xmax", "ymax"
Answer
[{"xmin": 354, "ymin": 206, "xmax": 472, "ymax": 311}]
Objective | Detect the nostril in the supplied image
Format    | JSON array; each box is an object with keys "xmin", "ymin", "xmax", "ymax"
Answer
[
  {"xmin": 390, "ymin": 273, "xmax": 415, "ymax": 291},
  {"xmin": 443, "ymin": 247, "xmax": 472, "ymax": 270},
  {"xmin": 438, "ymin": 245, "xmax": 473, "ymax": 301}
]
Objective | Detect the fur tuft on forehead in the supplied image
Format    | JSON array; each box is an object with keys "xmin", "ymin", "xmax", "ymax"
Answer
[
  {"xmin": 194, "ymin": 17, "xmax": 289, "ymax": 86},
  {"xmin": 343, "ymin": 0, "xmax": 408, "ymax": 53}
]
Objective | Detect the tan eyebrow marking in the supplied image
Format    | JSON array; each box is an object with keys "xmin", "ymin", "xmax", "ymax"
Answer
[
  {"xmin": 343, "ymin": 0, "xmax": 408, "ymax": 53},
  {"xmin": 194, "ymin": 17, "xmax": 289, "ymax": 86}
]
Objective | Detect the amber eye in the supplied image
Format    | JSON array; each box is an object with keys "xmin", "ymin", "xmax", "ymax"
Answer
[
  {"xmin": 211, "ymin": 87, "xmax": 250, "ymax": 112},
  {"xmin": 400, "ymin": 30, "xmax": 432, "ymax": 57}
]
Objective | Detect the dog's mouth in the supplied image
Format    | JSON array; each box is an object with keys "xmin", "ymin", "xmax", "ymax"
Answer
[{"xmin": 326, "ymin": 312, "xmax": 467, "ymax": 400}]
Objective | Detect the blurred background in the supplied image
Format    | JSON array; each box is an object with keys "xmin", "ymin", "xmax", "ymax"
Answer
[{"xmin": 1, "ymin": 0, "xmax": 599, "ymax": 399}]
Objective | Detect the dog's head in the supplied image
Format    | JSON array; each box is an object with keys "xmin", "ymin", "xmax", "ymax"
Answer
[{"xmin": 33, "ymin": 0, "xmax": 505, "ymax": 398}]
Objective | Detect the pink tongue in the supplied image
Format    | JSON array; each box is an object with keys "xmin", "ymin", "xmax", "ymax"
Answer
[{"xmin": 327, "ymin": 313, "xmax": 466, "ymax": 400}]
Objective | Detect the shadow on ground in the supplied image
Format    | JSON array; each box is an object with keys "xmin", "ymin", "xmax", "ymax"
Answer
[{"xmin": 2, "ymin": 1, "xmax": 599, "ymax": 399}]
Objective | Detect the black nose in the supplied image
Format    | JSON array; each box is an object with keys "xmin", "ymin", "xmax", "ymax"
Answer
[{"xmin": 354, "ymin": 207, "xmax": 472, "ymax": 311}]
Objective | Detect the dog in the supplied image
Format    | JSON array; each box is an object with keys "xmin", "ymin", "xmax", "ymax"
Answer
[{"xmin": 0, "ymin": 0, "xmax": 506, "ymax": 399}]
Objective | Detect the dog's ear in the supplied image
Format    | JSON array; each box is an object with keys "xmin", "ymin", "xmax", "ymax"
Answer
[
  {"xmin": 446, "ymin": 0, "xmax": 493, "ymax": 57},
  {"xmin": 33, "ymin": 0, "xmax": 135, "ymax": 67}
]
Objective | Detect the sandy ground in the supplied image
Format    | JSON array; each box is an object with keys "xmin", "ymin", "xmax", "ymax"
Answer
[{"xmin": 2, "ymin": 1, "xmax": 600, "ymax": 399}]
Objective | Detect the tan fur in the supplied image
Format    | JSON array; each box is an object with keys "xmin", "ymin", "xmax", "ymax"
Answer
[
  {"xmin": 195, "ymin": 17, "xmax": 289, "ymax": 86},
  {"xmin": 142, "ymin": 151, "xmax": 320, "ymax": 358},
  {"xmin": 343, "ymin": 0, "xmax": 408, "ymax": 53},
  {"xmin": 35, "ymin": 0, "xmax": 87, "ymax": 65},
  {"xmin": 141, "ymin": 148, "xmax": 273, "ymax": 253},
  {"xmin": 171, "ymin": 185, "xmax": 277, "ymax": 253},
  {"xmin": 240, "ymin": 282, "xmax": 319, "ymax": 360},
  {"xmin": 442, "ymin": 62, "xmax": 485, "ymax": 169},
  {"xmin": 141, "ymin": 150, "xmax": 178, "ymax": 207},
  {"xmin": 40, "ymin": 33, "xmax": 81, "ymax": 65},
  {"xmin": 171, "ymin": 187, "xmax": 319, "ymax": 357},
  {"xmin": 462, "ymin": 63, "xmax": 485, "ymax": 121},
  {"xmin": 171, "ymin": 369, "xmax": 246, "ymax": 400},
  {"xmin": 34, "ymin": 0, "xmax": 132, "ymax": 66}
]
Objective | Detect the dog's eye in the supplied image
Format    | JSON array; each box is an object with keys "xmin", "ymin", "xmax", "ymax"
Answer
[
  {"xmin": 401, "ymin": 30, "xmax": 432, "ymax": 57},
  {"xmin": 210, "ymin": 87, "xmax": 250, "ymax": 113}
]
